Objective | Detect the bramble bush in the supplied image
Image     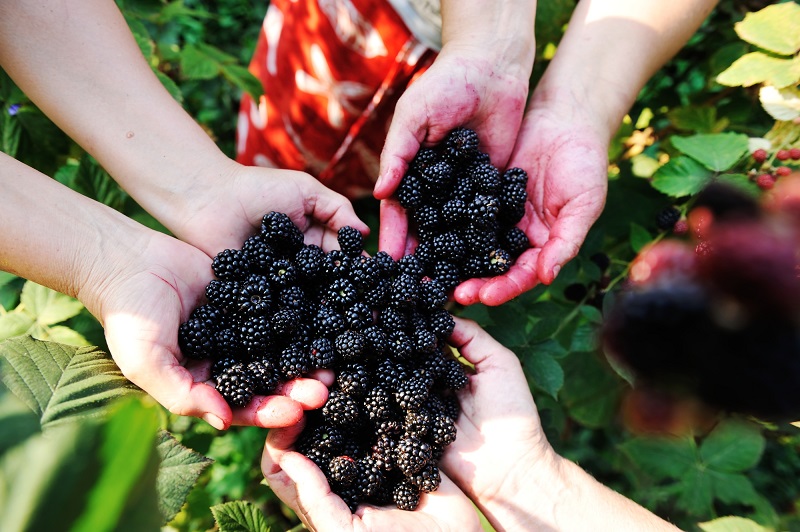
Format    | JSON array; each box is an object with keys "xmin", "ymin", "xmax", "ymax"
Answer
[{"xmin": 1, "ymin": 1, "xmax": 800, "ymax": 531}]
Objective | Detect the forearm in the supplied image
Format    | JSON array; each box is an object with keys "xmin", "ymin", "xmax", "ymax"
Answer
[
  {"xmin": 533, "ymin": 0, "xmax": 718, "ymax": 139},
  {"xmin": 440, "ymin": 0, "xmax": 537, "ymax": 80},
  {"xmin": 0, "ymin": 152, "xmax": 150, "ymax": 320},
  {"xmin": 0, "ymin": 0, "xmax": 231, "ymax": 239}
]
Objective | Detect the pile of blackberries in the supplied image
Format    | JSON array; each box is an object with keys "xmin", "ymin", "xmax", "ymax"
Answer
[
  {"xmin": 178, "ymin": 211, "xmax": 468, "ymax": 511},
  {"xmin": 396, "ymin": 127, "xmax": 531, "ymax": 289}
]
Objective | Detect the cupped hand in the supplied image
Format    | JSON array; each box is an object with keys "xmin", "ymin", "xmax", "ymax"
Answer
[
  {"xmin": 374, "ymin": 44, "xmax": 531, "ymax": 259},
  {"xmin": 177, "ymin": 162, "xmax": 369, "ymax": 257},
  {"xmin": 92, "ymin": 229, "xmax": 330, "ymax": 430},
  {"xmin": 262, "ymin": 420, "xmax": 482, "ymax": 532},
  {"xmin": 454, "ymin": 102, "xmax": 609, "ymax": 306}
]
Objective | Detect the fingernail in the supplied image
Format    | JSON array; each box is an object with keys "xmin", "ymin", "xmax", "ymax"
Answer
[
  {"xmin": 552, "ymin": 265, "xmax": 561, "ymax": 279},
  {"xmin": 202, "ymin": 412, "xmax": 225, "ymax": 430},
  {"xmin": 374, "ymin": 173, "xmax": 385, "ymax": 191}
]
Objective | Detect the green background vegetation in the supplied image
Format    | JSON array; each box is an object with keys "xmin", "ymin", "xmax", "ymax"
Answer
[{"xmin": 2, "ymin": 1, "xmax": 800, "ymax": 531}]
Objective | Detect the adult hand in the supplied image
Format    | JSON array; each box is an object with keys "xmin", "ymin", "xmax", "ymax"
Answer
[
  {"xmin": 262, "ymin": 419, "xmax": 482, "ymax": 532},
  {"xmin": 374, "ymin": 43, "xmax": 531, "ymax": 259},
  {"xmin": 454, "ymin": 101, "xmax": 609, "ymax": 306},
  {"xmin": 91, "ymin": 229, "xmax": 330, "ymax": 430}
]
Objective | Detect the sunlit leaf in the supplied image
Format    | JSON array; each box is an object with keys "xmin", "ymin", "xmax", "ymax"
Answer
[
  {"xmin": 651, "ymin": 156, "xmax": 713, "ymax": 197},
  {"xmin": 700, "ymin": 420, "xmax": 765, "ymax": 473},
  {"xmin": 211, "ymin": 501, "xmax": 270, "ymax": 532},
  {"xmin": 716, "ymin": 52, "xmax": 800, "ymax": 89},
  {"xmin": 156, "ymin": 430, "xmax": 213, "ymax": 523},
  {"xmin": 20, "ymin": 281, "xmax": 83, "ymax": 327},
  {"xmin": 671, "ymin": 133, "xmax": 750, "ymax": 172},
  {"xmin": 698, "ymin": 516, "xmax": 768, "ymax": 532},
  {"xmin": 734, "ymin": 2, "xmax": 800, "ymax": 55}
]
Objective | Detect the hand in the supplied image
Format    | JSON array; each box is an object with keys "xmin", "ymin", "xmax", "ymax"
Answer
[
  {"xmin": 262, "ymin": 420, "xmax": 482, "ymax": 532},
  {"xmin": 374, "ymin": 44, "xmax": 531, "ymax": 259},
  {"xmin": 90, "ymin": 229, "xmax": 330, "ymax": 430},
  {"xmin": 454, "ymin": 100, "xmax": 609, "ymax": 306},
  {"xmin": 174, "ymin": 162, "xmax": 369, "ymax": 257}
]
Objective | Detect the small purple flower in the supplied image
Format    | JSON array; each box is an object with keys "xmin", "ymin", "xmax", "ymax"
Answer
[{"xmin": 7, "ymin": 103, "xmax": 21, "ymax": 116}]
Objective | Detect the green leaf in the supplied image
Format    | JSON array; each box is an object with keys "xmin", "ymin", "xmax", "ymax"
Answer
[
  {"xmin": 0, "ymin": 312, "xmax": 35, "ymax": 341},
  {"xmin": 629, "ymin": 223, "xmax": 652, "ymax": 253},
  {"xmin": 156, "ymin": 430, "xmax": 213, "ymax": 523},
  {"xmin": 651, "ymin": 156, "xmax": 713, "ymax": 198},
  {"xmin": 0, "ymin": 272, "xmax": 15, "ymax": 290},
  {"xmin": 73, "ymin": 155, "xmax": 128, "ymax": 211},
  {"xmin": 20, "ymin": 281, "xmax": 83, "ymax": 327},
  {"xmin": 620, "ymin": 435, "xmax": 697, "ymax": 480},
  {"xmin": 700, "ymin": 420, "xmax": 765, "ymax": 472},
  {"xmin": 0, "ymin": 336, "xmax": 140, "ymax": 429},
  {"xmin": 579, "ymin": 305, "xmax": 603, "ymax": 324},
  {"xmin": 519, "ymin": 346, "xmax": 564, "ymax": 398},
  {"xmin": 211, "ymin": 500, "xmax": 270, "ymax": 532},
  {"xmin": 677, "ymin": 468, "xmax": 714, "ymax": 517},
  {"xmin": 569, "ymin": 323, "xmax": 598, "ymax": 352},
  {"xmin": 668, "ymin": 106, "xmax": 720, "ymax": 133},
  {"xmin": 671, "ymin": 133, "xmax": 750, "ymax": 172},
  {"xmin": 698, "ymin": 516, "xmax": 768, "ymax": 532},
  {"xmin": 220, "ymin": 63, "xmax": 265, "ymax": 100},
  {"xmin": 716, "ymin": 52, "xmax": 800, "ymax": 89},
  {"xmin": 734, "ymin": 2, "xmax": 800, "ymax": 56},
  {"xmin": 43, "ymin": 325, "xmax": 90, "ymax": 346},
  {"xmin": 714, "ymin": 174, "xmax": 760, "ymax": 198},
  {"xmin": 710, "ymin": 471, "xmax": 759, "ymax": 506},
  {"xmin": 559, "ymin": 352, "xmax": 623, "ymax": 428},
  {"xmin": 0, "ymin": 391, "xmax": 39, "ymax": 455},
  {"xmin": 180, "ymin": 43, "xmax": 222, "ymax": 80}
]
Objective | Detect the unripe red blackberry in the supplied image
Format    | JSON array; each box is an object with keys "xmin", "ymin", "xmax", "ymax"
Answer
[
  {"xmin": 790, "ymin": 147, "xmax": 800, "ymax": 160},
  {"xmin": 756, "ymin": 173, "xmax": 776, "ymax": 190},
  {"xmin": 776, "ymin": 149, "xmax": 790, "ymax": 161},
  {"xmin": 776, "ymin": 166, "xmax": 792, "ymax": 177},
  {"xmin": 752, "ymin": 148, "xmax": 768, "ymax": 163}
]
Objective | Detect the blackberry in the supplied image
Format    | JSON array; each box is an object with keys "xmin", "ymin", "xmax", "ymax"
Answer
[
  {"xmin": 443, "ymin": 127, "xmax": 479, "ymax": 166},
  {"xmin": 397, "ymin": 173, "xmax": 423, "ymax": 210},
  {"xmin": 503, "ymin": 167, "xmax": 529, "ymax": 186},
  {"xmin": 414, "ymin": 327, "xmax": 438, "ymax": 354},
  {"xmin": 463, "ymin": 226, "xmax": 498, "ymax": 255},
  {"xmin": 291, "ymin": 322, "xmax": 313, "ymax": 349},
  {"xmin": 363, "ymin": 277, "xmax": 390, "ymax": 307},
  {"xmin": 364, "ymin": 386, "xmax": 395, "ymax": 421},
  {"xmin": 337, "ymin": 486, "xmax": 361, "ymax": 513},
  {"xmin": 237, "ymin": 274, "xmax": 272, "ymax": 316},
  {"xmin": 390, "ymin": 274, "xmax": 419, "ymax": 308},
  {"xmin": 379, "ymin": 307, "xmax": 409, "ymax": 332},
  {"xmin": 178, "ymin": 318, "xmax": 216, "ymax": 359},
  {"xmin": 410, "ymin": 240, "xmax": 436, "ymax": 270},
  {"xmin": 294, "ymin": 244, "xmax": 326, "ymax": 283},
  {"xmin": 189, "ymin": 304, "xmax": 224, "ymax": 328},
  {"xmin": 357, "ymin": 458, "xmax": 385, "ymax": 498},
  {"xmin": 336, "ymin": 363, "xmax": 370, "ymax": 397},
  {"xmin": 404, "ymin": 408, "xmax": 432, "ymax": 437},
  {"xmin": 238, "ymin": 315, "xmax": 273, "ymax": 356},
  {"xmin": 418, "ymin": 278, "xmax": 447, "ymax": 311},
  {"xmin": 421, "ymin": 160, "xmax": 454, "ymax": 191},
  {"xmin": 212, "ymin": 248, "xmax": 251, "ymax": 280},
  {"xmin": 314, "ymin": 305, "xmax": 346, "ymax": 338},
  {"xmin": 337, "ymin": 226, "xmax": 364, "ymax": 257},
  {"xmin": 388, "ymin": 331, "xmax": 414, "ymax": 361},
  {"xmin": 486, "ymin": 248, "xmax": 512, "ymax": 275},
  {"xmin": 298, "ymin": 424, "xmax": 345, "ymax": 455},
  {"xmin": 393, "ymin": 481, "xmax": 421, "ymax": 511},
  {"xmin": 348, "ymin": 255, "xmax": 381, "ymax": 291},
  {"xmin": 210, "ymin": 356, "xmax": 238, "ymax": 380},
  {"xmin": 215, "ymin": 363, "xmax": 254, "ymax": 408},
  {"xmin": 271, "ymin": 308, "xmax": 300, "ymax": 338},
  {"xmin": 441, "ymin": 358, "xmax": 469, "ymax": 390},
  {"xmin": 344, "ymin": 301, "xmax": 373, "ymax": 330},
  {"xmin": 441, "ymin": 199, "xmax": 468, "ymax": 228},
  {"xmin": 362, "ymin": 325, "xmax": 387, "ymax": 356},
  {"xmin": 323, "ymin": 390, "xmax": 361, "ymax": 427},
  {"xmin": 214, "ymin": 327, "xmax": 242, "ymax": 359},
  {"xmin": 309, "ymin": 337, "xmax": 336, "ymax": 369},
  {"xmin": 326, "ymin": 278, "xmax": 358, "ymax": 308},
  {"xmin": 205, "ymin": 279, "xmax": 240, "ymax": 312},
  {"xmin": 375, "ymin": 359, "xmax": 407, "ymax": 391},
  {"xmin": 409, "ymin": 463, "xmax": 441, "ymax": 493},
  {"xmin": 241, "ymin": 235, "xmax": 275, "ymax": 274},
  {"xmin": 304, "ymin": 447, "xmax": 333, "ymax": 471},
  {"xmin": 247, "ymin": 356, "xmax": 280, "ymax": 395},
  {"xmin": 432, "ymin": 261, "xmax": 461, "ymax": 291},
  {"xmin": 261, "ymin": 211, "xmax": 304, "ymax": 253},
  {"xmin": 469, "ymin": 194, "xmax": 500, "ymax": 229},
  {"xmin": 374, "ymin": 419, "xmax": 403, "ymax": 439},
  {"xmin": 428, "ymin": 308, "xmax": 455, "ymax": 338},
  {"xmin": 397, "ymin": 255, "xmax": 425, "ymax": 280},
  {"xmin": 431, "ymin": 414, "xmax": 457, "ymax": 446},
  {"xmin": 279, "ymin": 343, "xmax": 310, "ymax": 380},
  {"xmin": 278, "ymin": 285, "xmax": 310, "ymax": 319},
  {"xmin": 431, "ymin": 232, "xmax": 466, "ymax": 264},
  {"xmin": 323, "ymin": 249, "xmax": 351, "ymax": 281},
  {"xmin": 395, "ymin": 376, "xmax": 430, "ymax": 411},
  {"xmin": 440, "ymin": 393, "xmax": 461, "ymax": 422},
  {"xmin": 411, "ymin": 205, "xmax": 442, "ymax": 233},
  {"xmin": 410, "ymin": 147, "xmax": 440, "ymax": 173},
  {"xmin": 334, "ymin": 330, "xmax": 367, "ymax": 361},
  {"xmin": 328, "ymin": 456, "xmax": 359, "ymax": 487},
  {"xmin": 396, "ymin": 436, "xmax": 432, "ymax": 476},
  {"xmin": 501, "ymin": 227, "xmax": 530, "ymax": 259},
  {"xmin": 471, "ymin": 162, "xmax": 502, "ymax": 195},
  {"xmin": 656, "ymin": 206, "xmax": 681, "ymax": 231},
  {"xmin": 453, "ymin": 175, "xmax": 477, "ymax": 203},
  {"xmin": 373, "ymin": 251, "xmax": 397, "ymax": 277},
  {"xmin": 499, "ymin": 183, "xmax": 527, "ymax": 226},
  {"xmin": 269, "ymin": 258, "xmax": 297, "ymax": 287}
]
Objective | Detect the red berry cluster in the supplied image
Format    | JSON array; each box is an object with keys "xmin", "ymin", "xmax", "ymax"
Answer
[{"xmin": 750, "ymin": 147, "xmax": 800, "ymax": 190}]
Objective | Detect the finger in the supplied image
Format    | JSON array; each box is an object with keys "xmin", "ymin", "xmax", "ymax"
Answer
[
  {"xmin": 379, "ymin": 199, "xmax": 410, "ymax": 260},
  {"xmin": 263, "ymin": 418, "xmax": 307, "ymax": 475},
  {"xmin": 296, "ymin": 174, "xmax": 370, "ymax": 235},
  {"xmin": 375, "ymin": 106, "xmax": 426, "ymax": 200},
  {"xmin": 452, "ymin": 278, "xmax": 487, "ymax": 306},
  {"xmin": 447, "ymin": 316, "xmax": 515, "ymax": 369},
  {"xmin": 231, "ymin": 394, "xmax": 303, "ymax": 428},
  {"xmin": 475, "ymin": 248, "xmax": 540, "ymax": 305},
  {"xmin": 276, "ymin": 377, "xmax": 330, "ymax": 410}
]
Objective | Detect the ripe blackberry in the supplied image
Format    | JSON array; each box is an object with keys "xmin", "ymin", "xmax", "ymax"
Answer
[
  {"xmin": 309, "ymin": 337, "xmax": 336, "ymax": 369},
  {"xmin": 379, "ymin": 306, "xmax": 408, "ymax": 332},
  {"xmin": 271, "ymin": 308, "xmax": 300, "ymax": 338},
  {"xmin": 189, "ymin": 304, "xmax": 224, "ymax": 328},
  {"xmin": 205, "ymin": 279, "xmax": 240, "ymax": 312},
  {"xmin": 214, "ymin": 327, "xmax": 242, "ymax": 359},
  {"xmin": 414, "ymin": 327, "xmax": 438, "ymax": 354},
  {"xmin": 395, "ymin": 376, "xmax": 430, "ymax": 411},
  {"xmin": 337, "ymin": 226, "xmax": 364, "ymax": 258},
  {"xmin": 357, "ymin": 458, "xmax": 385, "ymax": 499},
  {"xmin": 501, "ymin": 227, "xmax": 530, "ymax": 259},
  {"xmin": 441, "ymin": 358, "xmax": 469, "ymax": 390},
  {"xmin": 409, "ymin": 463, "xmax": 441, "ymax": 493},
  {"xmin": 239, "ymin": 315, "xmax": 273, "ymax": 355},
  {"xmin": 393, "ymin": 481, "xmax": 421, "ymax": 511},
  {"xmin": 374, "ymin": 419, "xmax": 404, "ymax": 440},
  {"xmin": 443, "ymin": 127, "xmax": 479, "ymax": 166},
  {"xmin": 304, "ymin": 447, "xmax": 333, "ymax": 471},
  {"xmin": 323, "ymin": 390, "xmax": 361, "ymax": 427},
  {"xmin": 432, "ymin": 231, "xmax": 467, "ymax": 264},
  {"xmin": 247, "ymin": 356, "xmax": 280, "ymax": 395},
  {"xmin": 404, "ymin": 407, "xmax": 432, "ymax": 437},
  {"xmin": 237, "ymin": 274, "xmax": 272, "ymax": 316},
  {"xmin": 363, "ymin": 325, "xmax": 387, "ymax": 356},
  {"xmin": 428, "ymin": 308, "xmax": 455, "ymax": 338},
  {"xmin": 215, "ymin": 363, "xmax": 254, "ymax": 408},
  {"xmin": 337, "ymin": 363, "xmax": 370, "ymax": 397},
  {"xmin": 297, "ymin": 424, "xmax": 345, "ymax": 455},
  {"xmin": 418, "ymin": 278, "xmax": 447, "ymax": 311},
  {"xmin": 390, "ymin": 274, "xmax": 419, "ymax": 308},
  {"xmin": 453, "ymin": 175, "xmax": 477, "ymax": 203},
  {"xmin": 364, "ymin": 386, "xmax": 394, "ymax": 421},
  {"xmin": 388, "ymin": 331, "xmax": 414, "ymax": 361},
  {"xmin": 499, "ymin": 183, "xmax": 527, "ymax": 225},
  {"xmin": 373, "ymin": 251, "xmax": 397, "ymax": 277},
  {"xmin": 468, "ymin": 194, "xmax": 500, "ymax": 229},
  {"xmin": 421, "ymin": 160, "xmax": 454, "ymax": 191},
  {"xmin": 323, "ymin": 249, "xmax": 351, "ymax": 281},
  {"xmin": 210, "ymin": 356, "xmax": 239, "ymax": 380},
  {"xmin": 397, "ymin": 173, "xmax": 423, "ymax": 210},
  {"xmin": 463, "ymin": 226, "xmax": 498, "ymax": 255},
  {"xmin": 294, "ymin": 244, "xmax": 326, "ymax": 283},
  {"xmin": 278, "ymin": 285, "xmax": 310, "ymax": 319},
  {"xmin": 441, "ymin": 199, "xmax": 468, "ymax": 228},
  {"xmin": 349, "ymin": 255, "xmax": 381, "ymax": 291},
  {"xmin": 656, "ymin": 206, "xmax": 682, "ymax": 231},
  {"xmin": 431, "ymin": 414, "xmax": 457, "ymax": 446},
  {"xmin": 412, "ymin": 204, "xmax": 442, "ymax": 233},
  {"xmin": 241, "ymin": 235, "xmax": 275, "ymax": 274},
  {"xmin": 178, "ymin": 318, "xmax": 216, "ymax": 359},
  {"xmin": 410, "ymin": 240, "xmax": 436, "ymax": 270},
  {"xmin": 212, "ymin": 248, "xmax": 251, "ymax": 280},
  {"xmin": 344, "ymin": 301, "xmax": 373, "ymax": 330},
  {"xmin": 334, "ymin": 330, "xmax": 367, "ymax": 361},
  {"xmin": 486, "ymin": 248, "xmax": 512, "ymax": 275},
  {"xmin": 410, "ymin": 147, "xmax": 440, "ymax": 173},
  {"xmin": 269, "ymin": 258, "xmax": 297, "ymax": 287},
  {"xmin": 328, "ymin": 456, "xmax": 359, "ymax": 487},
  {"xmin": 471, "ymin": 162, "xmax": 502, "ymax": 195},
  {"xmin": 363, "ymin": 278, "xmax": 390, "ymax": 307},
  {"xmin": 261, "ymin": 211, "xmax": 304, "ymax": 253},
  {"xmin": 396, "ymin": 436, "xmax": 432, "ymax": 476},
  {"xmin": 440, "ymin": 393, "xmax": 461, "ymax": 422},
  {"xmin": 397, "ymin": 255, "xmax": 425, "ymax": 280},
  {"xmin": 503, "ymin": 167, "xmax": 529, "ymax": 186},
  {"xmin": 326, "ymin": 278, "xmax": 358, "ymax": 308},
  {"xmin": 314, "ymin": 305, "xmax": 346, "ymax": 338},
  {"xmin": 375, "ymin": 359, "xmax": 407, "ymax": 391},
  {"xmin": 432, "ymin": 261, "xmax": 461, "ymax": 291},
  {"xmin": 291, "ymin": 322, "xmax": 313, "ymax": 349},
  {"xmin": 279, "ymin": 343, "xmax": 310, "ymax": 380}
]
